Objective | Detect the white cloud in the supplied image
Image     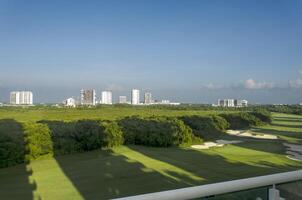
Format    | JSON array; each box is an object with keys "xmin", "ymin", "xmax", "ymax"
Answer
[
  {"xmin": 201, "ymin": 83, "xmax": 222, "ymax": 90},
  {"xmin": 243, "ymin": 79, "xmax": 274, "ymax": 90},
  {"xmin": 289, "ymin": 79, "xmax": 302, "ymax": 88},
  {"xmin": 105, "ymin": 84, "xmax": 124, "ymax": 91}
]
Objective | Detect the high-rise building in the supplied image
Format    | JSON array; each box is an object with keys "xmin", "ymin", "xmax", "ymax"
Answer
[
  {"xmin": 10, "ymin": 91, "xmax": 33, "ymax": 105},
  {"xmin": 144, "ymin": 92, "xmax": 152, "ymax": 104},
  {"xmin": 119, "ymin": 96, "xmax": 127, "ymax": 104},
  {"xmin": 235, "ymin": 99, "xmax": 248, "ymax": 107},
  {"xmin": 101, "ymin": 91, "xmax": 112, "ymax": 104},
  {"xmin": 218, "ymin": 99, "xmax": 234, "ymax": 107},
  {"xmin": 80, "ymin": 89, "xmax": 96, "ymax": 105},
  {"xmin": 131, "ymin": 89, "xmax": 140, "ymax": 105},
  {"xmin": 218, "ymin": 99, "xmax": 248, "ymax": 107}
]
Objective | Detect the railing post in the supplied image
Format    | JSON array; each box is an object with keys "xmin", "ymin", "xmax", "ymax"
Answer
[{"xmin": 268, "ymin": 184, "xmax": 281, "ymax": 200}]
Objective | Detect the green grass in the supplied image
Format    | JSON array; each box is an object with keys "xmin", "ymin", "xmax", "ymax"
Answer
[
  {"xmin": 252, "ymin": 112, "xmax": 302, "ymax": 143},
  {"xmin": 0, "ymin": 111, "xmax": 301, "ymax": 199},
  {"xmin": 0, "ymin": 106, "xmax": 228, "ymax": 122}
]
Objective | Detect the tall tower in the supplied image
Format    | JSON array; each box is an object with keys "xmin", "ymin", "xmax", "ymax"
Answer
[
  {"xmin": 131, "ymin": 89, "xmax": 140, "ymax": 105},
  {"xmin": 80, "ymin": 89, "xmax": 96, "ymax": 105},
  {"xmin": 10, "ymin": 91, "xmax": 33, "ymax": 105},
  {"xmin": 101, "ymin": 91, "xmax": 113, "ymax": 104},
  {"xmin": 144, "ymin": 92, "xmax": 152, "ymax": 104}
]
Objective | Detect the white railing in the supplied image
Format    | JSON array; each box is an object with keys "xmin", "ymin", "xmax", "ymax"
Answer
[{"xmin": 113, "ymin": 170, "xmax": 302, "ymax": 200}]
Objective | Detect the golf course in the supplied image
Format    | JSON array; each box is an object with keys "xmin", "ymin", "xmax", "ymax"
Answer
[{"xmin": 0, "ymin": 107, "xmax": 301, "ymax": 200}]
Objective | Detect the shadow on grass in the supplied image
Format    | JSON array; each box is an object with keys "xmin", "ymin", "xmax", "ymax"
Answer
[
  {"xmin": 252, "ymin": 128, "xmax": 302, "ymax": 140},
  {"xmin": 233, "ymin": 140, "xmax": 287, "ymax": 155},
  {"xmin": 42, "ymin": 119, "xmax": 301, "ymax": 199},
  {"xmin": 53, "ymin": 148, "xmax": 201, "ymax": 199},
  {"xmin": 274, "ymin": 117, "xmax": 302, "ymax": 122},
  {"xmin": 5, "ymin": 118, "xmax": 298, "ymax": 200},
  {"xmin": 271, "ymin": 123, "xmax": 302, "ymax": 129},
  {"xmin": 52, "ymin": 144, "xmax": 301, "ymax": 200},
  {"xmin": 128, "ymin": 145, "xmax": 300, "ymax": 184},
  {"xmin": 0, "ymin": 119, "xmax": 37, "ymax": 200}
]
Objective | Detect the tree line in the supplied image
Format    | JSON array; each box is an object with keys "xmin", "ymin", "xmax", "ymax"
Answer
[{"xmin": 0, "ymin": 110, "xmax": 271, "ymax": 168}]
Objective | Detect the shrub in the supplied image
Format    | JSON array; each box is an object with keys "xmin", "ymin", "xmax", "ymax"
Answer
[
  {"xmin": 23, "ymin": 122, "xmax": 53, "ymax": 161},
  {"xmin": 180, "ymin": 115, "xmax": 229, "ymax": 140},
  {"xmin": 119, "ymin": 116, "xmax": 193, "ymax": 147},
  {"xmin": 73, "ymin": 120, "xmax": 103, "ymax": 151},
  {"xmin": 0, "ymin": 119, "xmax": 25, "ymax": 168},
  {"xmin": 220, "ymin": 112, "xmax": 262, "ymax": 129},
  {"xmin": 100, "ymin": 121, "xmax": 124, "ymax": 148},
  {"xmin": 250, "ymin": 109, "xmax": 272, "ymax": 124},
  {"xmin": 39, "ymin": 120, "xmax": 124, "ymax": 155},
  {"xmin": 39, "ymin": 120, "xmax": 80, "ymax": 155}
]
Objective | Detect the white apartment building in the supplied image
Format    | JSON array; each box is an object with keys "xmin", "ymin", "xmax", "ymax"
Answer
[
  {"xmin": 218, "ymin": 99, "xmax": 248, "ymax": 107},
  {"xmin": 119, "ymin": 96, "xmax": 127, "ymax": 104},
  {"xmin": 101, "ymin": 91, "xmax": 113, "ymax": 104},
  {"xmin": 235, "ymin": 99, "xmax": 248, "ymax": 107},
  {"xmin": 218, "ymin": 99, "xmax": 235, "ymax": 107},
  {"xmin": 10, "ymin": 91, "xmax": 33, "ymax": 105},
  {"xmin": 64, "ymin": 98, "xmax": 76, "ymax": 107},
  {"xmin": 131, "ymin": 89, "xmax": 140, "ymax": 105},
  {"xmin": 144, "ymin": 92, "xmax": 152, "ymax": 104},
  {"xmin": 80, "ymin": 89, "xmax": 96, "ymax": 105}
]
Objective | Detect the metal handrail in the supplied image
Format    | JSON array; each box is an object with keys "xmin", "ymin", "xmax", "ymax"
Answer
[{"xmin": 113, "ymin": 170, "xmax": 302, "ymax": 200}]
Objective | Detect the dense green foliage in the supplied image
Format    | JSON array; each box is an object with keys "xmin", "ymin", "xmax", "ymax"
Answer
[
  {"xmin": 181, "ymin": 115, "xmax": 229, "ymax": 140},
  {"xmin": 100, "ymin": 121, "xmax": 124, "ymax": 148},
  {"xmin": 0, "ymin": 120, "xmax": 25, "ymax": 168},
  {"xmin": 265, "ymin": 105, "xmax": 302, "ymax": 115},
  {"xmin": 39, "ymin": 121, "xmax": 80, "ymax": 155},
  {"xmin": 220, "ymin": 112, "xmax": 263, "ymax": 129},
  {"xmin": 0, "ymin": 107, "xmax": 274, "ymax": 168},
  {"xmin": 23, "ymin": 123, "xmax": 53, "ymax": 161},
  {"xmin": 73, "ymin": 120, "xmax": 103, "ymax": 151},
  {"xmin": 119, "ymin": 116, "xmax": 193, "ymax": 147},
  {"xmin": 250, "ymin": 109, "xmax": 272, "ymax": 123},
  {"xmin": 39, "ymin": 120, "xmax": 124, "ymax": 155}
]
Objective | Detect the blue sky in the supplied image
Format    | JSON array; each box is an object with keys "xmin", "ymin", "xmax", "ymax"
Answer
[{"xmin": 0, "ymin": 0, "xmax": 301, "ymax": 104}]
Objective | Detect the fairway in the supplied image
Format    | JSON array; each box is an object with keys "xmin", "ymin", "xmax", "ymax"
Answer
[{"xmin": 0, "ymin": 112, "xmax": 301, "ymax": 199}]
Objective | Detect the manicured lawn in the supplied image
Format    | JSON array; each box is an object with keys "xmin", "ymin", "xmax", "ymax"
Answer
[
  {"xmin": 0, "ymin": 143, "xmax": 301, "ymax": 199},
  {"xmin": 252, "ymin": 112, "xmax": 302, "ymax": 143},
  {"xmin": 0, "ymin": 112, "xmax": 301, "ymax": 199}
]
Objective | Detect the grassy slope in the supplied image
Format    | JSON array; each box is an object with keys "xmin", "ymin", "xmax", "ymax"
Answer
[{"xmin": 0, "ymin": 112, "xmax": 301, "ymax": 199}]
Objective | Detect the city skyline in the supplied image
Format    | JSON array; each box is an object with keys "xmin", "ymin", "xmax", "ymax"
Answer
[{"xmin": 0, "ymin": 1, "xmax": 301, "ymax": 104}]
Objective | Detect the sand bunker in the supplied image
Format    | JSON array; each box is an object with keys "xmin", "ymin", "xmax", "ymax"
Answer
[
  {"xmin": 284, "ymin": 143, "xmax": 302, "ymax": 161},
  {"xmin": 191, "ymin": 140, "xmax": 242, "ymax": 150},
  {"xmin": 226, "ymin": 130, "xmax": 278, "ymax": 140}
]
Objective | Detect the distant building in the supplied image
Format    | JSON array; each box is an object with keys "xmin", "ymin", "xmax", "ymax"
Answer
[
  {"xmin": 218, "ymin": 99, "xmax": 248, "ymax": 107},
  {"xmin": 152, "ymin": 99, "xmax": 180, "ymax": 105},
  {"xmin": 80, "ymin": 89, "xmax": 96, "ymax": 105},
  {"xmin": 218, "ymin": 99, "xmax": 234, "ymax": 107},
  {"xmin": 119, "ymin": 96, "xmax": 127, "ymax": 104},
  {"xmin": 64, "ymin": 98, "xmax": 76, "ymax": 107},
  {"xmin": 10, "ymin": 91, "xmax": 33, "ymax": 105},
  {"xmin": 161, "ymin": 100, "xmax": 170, "ymax": 104},
  {"xmin": 234, "ymin": 99, "xmax": 248, "ymax": 107},
  {"xmin": 144, "ymin": 92, "xmax": 152, "ymax": 104},
  {"xmin": 101, "ymin": 91, "xmax": 112, "ymax": 104},
  {"xmin": 131, "ymin": 89, "xmax": 140, "ymax": 105}
]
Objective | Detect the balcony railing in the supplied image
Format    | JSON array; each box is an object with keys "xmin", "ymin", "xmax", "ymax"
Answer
[{"xmin": 113, "ymin": 170, "xmax": 302, "ymax": 200}]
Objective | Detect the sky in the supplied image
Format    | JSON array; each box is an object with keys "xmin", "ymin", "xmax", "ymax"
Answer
[{"xmin": 0, "ymin": 0, "xmax": 301, "ymax": 104}]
